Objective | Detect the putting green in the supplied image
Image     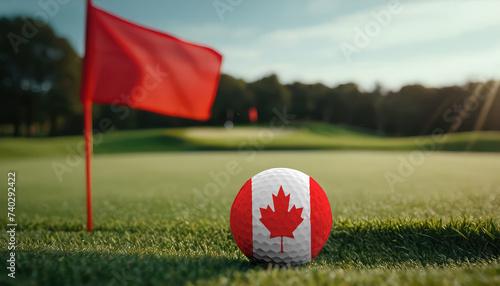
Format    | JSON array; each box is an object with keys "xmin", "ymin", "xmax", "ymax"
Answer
[{"xmin": 0, "ymin": 149, "xmax": 498, "ymax": 285}]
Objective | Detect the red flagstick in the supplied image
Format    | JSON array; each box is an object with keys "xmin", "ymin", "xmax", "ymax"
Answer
[
  {"xmin": 82, "ymin": 0, "xmax": 94, "ymax": 232},
  {"xmin": 84, "ymin": 102, "xmax": 93, "ymax": 232},
  {"xmin": 80, "ymin": 0, "xmax": 222, "ymax": 231}
]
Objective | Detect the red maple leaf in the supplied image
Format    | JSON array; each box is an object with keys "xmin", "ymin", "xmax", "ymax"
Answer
[{"xmin": 259, "ymin": 186, "xmax": 304, "ymax": 253}]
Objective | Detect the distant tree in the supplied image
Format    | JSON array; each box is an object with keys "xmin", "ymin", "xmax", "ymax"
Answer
[
  {"xmin": 320, "ymin": 83, "xmax": 378, "ymax": 129},
  {"xmin": 287, "ymin": 82, "xmax": 309, "ymax": 120},
  {"xmin": 2, "ymin": 16, "xmax": 499, "ymax": 138},
  {"xmin": 135, "ymin": 109, "xmax": 199, "ymax": 129},
  {"xmin": 0, "ymin": 17, "xmax": 81, "ymax": 136},
  {"xmin": 287, "ymin": 82, "xmax": 329, "ymax": 121},
  {"xmin": 416, "ymin": 86, "xmax": 468, "ymax": 135},
  {"xmin": 378, "ymin": 85, "xmax": 438, "ymax": 136},
  {"xmin": 211, "ymin": 74, "xmax": 254, "ymax": 124},
  {"xmin": 308, "ymin": 83, "xmax": 331, "ymax": 121},
  {"xmin": 94, "ymin": 104, "xmax": 138, "ymax": 130},
  {"xmin": 247, "ymin": 74, "xmax": 290, "ymax": 122},
  {"xmin": 476, "ymin": 81, "xmax": 500, "ymax": 131}
]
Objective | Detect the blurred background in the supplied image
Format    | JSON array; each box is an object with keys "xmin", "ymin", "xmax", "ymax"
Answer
[
  {"xmin": 1, "ymin": 0, "xmax": 499, "ymax": 140},
  {"xmin": 1, "ymin": 2, "xmax": 499, "ymax": 284}
]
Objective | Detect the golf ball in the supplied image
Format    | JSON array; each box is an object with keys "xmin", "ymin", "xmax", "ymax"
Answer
[{"xmin": 230, "ymin": 168, "xmax": 332, "ymax": 266}]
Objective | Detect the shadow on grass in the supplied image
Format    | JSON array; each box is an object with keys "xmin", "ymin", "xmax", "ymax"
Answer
[
  {"xmin": 4, "ymin": 250, "xmax": 262, "ymax": 286},
  {"xmin": 5, "ymin": 218, "xmax": 499, "ymax": 285},
  {"xmin": 318, "ymin": 217, "xmax": 500, "ymax": 267},
  {"xmin": 90, "ymin": 127, "xmax": 500, "ymax": 154},
  {"xmin": 94, "ymin": 134, "xmax": 197, "ymax": 154},
  {"xmin": 439, "ymin": 139, "xmax": 500, "ymax": 152}
]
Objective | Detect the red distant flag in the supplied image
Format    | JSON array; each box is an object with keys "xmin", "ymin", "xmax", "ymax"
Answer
[
  {"xmin": 248, "ymin": 107, "xmax": 258, "ymax": 123},
  {"xmin": 81, "ymin": 0, "xmax": 223, "ymax": 231}
]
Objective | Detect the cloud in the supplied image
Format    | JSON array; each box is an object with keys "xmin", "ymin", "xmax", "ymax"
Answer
[
  {"xmin": 367, "ymin": 0, "xmax": 500, "ymax": 50},
  {"xmin": 306, "ymin": 0, "xmax": 342, "ymax": 15},
  {"xmin": 275, "ymin": 42, "xmax": 500, "ymax": 90},
  {"xmin": 226, "ymin": 0, "xmax": 500, "ymax": 89},
  {"xmin": 260, "ymin": 0, "xmax": 500, "ymax": 51},
  {"xmin": 172, "ymin": 24, "xmax": 257, "ymax": 43},
  {"xmin": 222, "ymin": 46, "xmax": 261, "ymax": 60}
]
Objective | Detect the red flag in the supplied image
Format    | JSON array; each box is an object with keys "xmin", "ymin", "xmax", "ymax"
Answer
[
  {"xmin": 81, "ymin": 0, "xmax": 222, "ymax": 231},
  {"xmin": 248, "ymin": 107, "xmax": 258, "ymax": 123},
  {"xmin": 81, "ymin": 1, "xmax": 223, "ymax": 120}
]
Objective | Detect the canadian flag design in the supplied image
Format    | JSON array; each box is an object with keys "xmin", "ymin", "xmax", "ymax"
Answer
[{"xmin": 230, "ymin": 168, "xmax": 332, "ymax": 266}]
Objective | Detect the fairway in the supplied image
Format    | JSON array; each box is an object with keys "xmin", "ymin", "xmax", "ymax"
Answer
[
  {"xmin": 2, "ymin": 124, "xmax": 500, "ymax": 160},
  {"xmin": 3, "ymin": 0, "xmax": 500, "ymax": 283},
  {"xmin": 1, "ymin": 150, "xmax": 499, "ymax": 285}
]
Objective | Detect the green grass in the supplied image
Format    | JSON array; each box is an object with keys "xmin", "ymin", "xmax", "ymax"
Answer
[
  {"xmin": 1, "ymin": 122, "xmax": 500, "ymax": 159},
  {"xmin": 0, "ymin": 148, "xmax": 499, "ymax": 285}
]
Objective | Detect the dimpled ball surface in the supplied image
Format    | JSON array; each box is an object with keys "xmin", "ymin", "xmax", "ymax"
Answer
[
  {"xmin": 230, "ymin": 168, "xmax": 332, "ymax": 266},
  {"xmin": 230, "ymin": 178, "xmax": 253, "ymax": 260}
]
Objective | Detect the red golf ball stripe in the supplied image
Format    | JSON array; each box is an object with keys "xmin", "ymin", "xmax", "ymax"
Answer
[
  {"xmin": 310, "ymin": 177, "xmax": 332, "ymax": 259},
  {"xmin": 231, "ymin": 168, "xmax": 332, "ymax": 265},
  {"xmin": 230, "ymin": 178, "xmax": 253, "ymax": 259}
]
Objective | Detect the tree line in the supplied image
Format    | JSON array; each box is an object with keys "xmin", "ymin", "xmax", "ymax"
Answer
[
  {"xmin": 211, "ymin": 75, "xmax": 500, "ymax": 136},
  {"xmin": 1, "ymin": 17, "xmax": 500, "ymax": 137}
]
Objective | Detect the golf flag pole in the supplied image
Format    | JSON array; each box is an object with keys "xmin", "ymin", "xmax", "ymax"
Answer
[
  {"xmin": 82, "ymin": 0, "xmax": 94, "ymax": 232},
  {"xmin": 84, "ymin": 102, "xmax": 93, "ymax": 232},
  {"xmin": 80, "ymin": 0, "xmax": 222, "ymax": 232}
]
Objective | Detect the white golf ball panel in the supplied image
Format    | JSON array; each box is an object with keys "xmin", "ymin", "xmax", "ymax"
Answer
[{"xmin": 252, "ymin": 168, "xmax": 312, "ymax": 265}]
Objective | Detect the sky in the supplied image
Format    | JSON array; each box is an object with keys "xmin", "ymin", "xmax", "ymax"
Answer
[{"xmin": 1, "ymin": 0, "xmax": 500, "ymax": 91}]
